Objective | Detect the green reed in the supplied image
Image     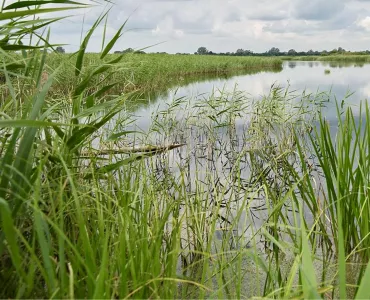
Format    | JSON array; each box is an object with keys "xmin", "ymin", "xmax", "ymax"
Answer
[
  {"xmin": 283, "ymin": 54, "xmax": 370, "ymax": 63},
  {"xmin": 42, "ymin": 52, "xmax": 282, "ymax": 98}
]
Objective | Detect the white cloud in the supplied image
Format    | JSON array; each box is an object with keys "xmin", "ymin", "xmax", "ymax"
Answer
[
  {"xmin": 357, "ymin": 16, "xmax": 370, "ymax": 31},
  {"xmin": 38, "ymin": 0, "xmax": 370, "ymax": 53},
  {"xmin": 152, "ymin": 16, "xmax": 184, "ymax": 38}
]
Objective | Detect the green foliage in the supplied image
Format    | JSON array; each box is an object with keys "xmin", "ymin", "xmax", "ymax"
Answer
[
  {"xmin": 0, "ymin": 1, "xmax": 86, "ymax": 52},
  {"xmin": 282, "ymin": 54, "xmax": 370, "ymax": 63},
  {"xmin": 44, "ymin": 52, "xmax": 282, "ymax": 96},
  {"xmin": 196, "ymin": 46, "xmax": 209, "ymax": 55}
]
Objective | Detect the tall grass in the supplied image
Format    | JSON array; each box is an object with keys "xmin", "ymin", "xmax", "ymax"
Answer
[
  {"xmin": 1, "ymin": 1, "xmax": 370, "ymax": 299},
  {"xmin": 282, "ymin": 55, "xmax": 370, "ymax": 63},
  {"xmin": 43, "ymin": 53, "xmax": 282, "ymax": 97}
]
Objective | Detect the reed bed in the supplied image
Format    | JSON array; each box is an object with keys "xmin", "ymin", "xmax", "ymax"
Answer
[
  {"xmin": 44, "ymin": 53, "xmax": 282, "ymax": 96},
  {"xmin": 282, "ymin": 55, "xmax": 370, "ymax": 63}
]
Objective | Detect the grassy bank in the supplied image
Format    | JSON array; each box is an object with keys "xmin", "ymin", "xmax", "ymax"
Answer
[
  {"xmin": 44, "ymin": 53, "xmax": 282, "ymax": 96},
  {"xmin": 1, "ymin": 2, "xmax": 370, "ymax": 299},
  {"xmin": 282, "ymin": 54, "xmax": 370, "ymax": 62}
]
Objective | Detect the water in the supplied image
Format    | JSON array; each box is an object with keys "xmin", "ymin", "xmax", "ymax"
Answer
[
  {"xmin": 119, "ymin": 61, "xmax": 370, "ymax": 241},
  {"xmin": 130, "ymin": 61, "xmax": 370, "ymax": 131},
  {"xmin": 115, "ymin": 61, "xmax": 369, "ymax": 295}
]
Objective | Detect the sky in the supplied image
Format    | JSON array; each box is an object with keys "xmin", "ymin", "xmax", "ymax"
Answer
[{"xmin": 47, "ymin": 0, "xmax": 370, "ymax": 53}]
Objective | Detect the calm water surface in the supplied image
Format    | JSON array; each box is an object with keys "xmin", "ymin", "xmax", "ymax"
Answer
[
  {"xmin": 121, "ymin": 61, "xmax": 369, "ymax": 289},
  {"xmin": 131, "ymin": 61, "xmax": 370, "ymax": 131},
  {"xmin": 122, "ymin": 60, "xmax": 370, "ymax": 247}
]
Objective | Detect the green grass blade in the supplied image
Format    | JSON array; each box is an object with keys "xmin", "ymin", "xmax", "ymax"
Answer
[
  {"xmin": 100, "ymin": 15, "xmax": 108, "ymax": 53},
  {"xmin": 300, "ymin": 204, "xmax": 320, "ymax": 299},
  {"xmin": 355, "ymin": 261, "xmax": 370, "ymax": 299},
  {"xmin": 85, "ymin": 154, "xmax": 153, "ymax": 178},
  {"xmin": 0, "ymin": 120, "xmax": 73, "ymax": 128},
  {"xmin": 100, "ymin": 21, "xmax": 127, "ymax": 59},
  {"xmin": 34, "ymin": 178, "xmax": 56, "ymax": 294},
  {"xmin": 93, "ymin": 236, "xmax": 109, "ymax": 299},
  {"xmin": 1, "ymin": 44, "xmax": 45, "ymax": 51},
  {"xmin": 3, "ymin": 1, "xmax": 86, "ymax": 10},
  {"xmin": 11, "ymin": 71, "xmax": 55, "ymax": 215},
  {"xmin": 0, "ymin": 7, "xmax": 84, "ymax": 22},
  {"xmin": 75, "ymin": 11, "xmax": 108, "ymax": 76},
  {"xmin": 337, "ymin": 197, "xmax": 347, "ymax": 299},
  {"xmin": 0, "ymin": 197, "xmax": 24, "ymax": 278}
]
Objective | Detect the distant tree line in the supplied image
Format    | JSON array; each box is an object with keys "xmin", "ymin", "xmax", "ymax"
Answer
[
  {"xmin": 194, "ymin": 46, "xmax": 370, "ymax": 57},
  {"xmin": 114, "ymin": 48, "xmax": 146, "ymax": 54},
  {"xmin": 53, "ymin": 45, "xmax": 370, "ymax": 56}
]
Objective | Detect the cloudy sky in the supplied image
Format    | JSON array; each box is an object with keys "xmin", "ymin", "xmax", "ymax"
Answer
[{"xmin": 49, "ymin": 0, "xmax": 370, "ymax": 53}]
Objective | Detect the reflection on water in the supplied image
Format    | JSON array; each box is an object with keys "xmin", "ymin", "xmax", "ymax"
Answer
[
  {"xmin": 125, "ymin": 66, "xmax": 282, "ymax": 113},
  {"xmin": 128, "ymin": 61, "xmax": 370, "ymax": 132},
  {"xmin": 107, "ymin": 62, "xmax": 369, "ymax": 292},
  {"xmin": 134, "ymin": 87, "xmax": 318, "ymax": 245},
  {"xmin": 288, "ymin": 61, "xmax": 297, "ymax": 69},
  {"xmin": 118, "ymin": 60, "xmax": 370, "ymax": 250},
  {"xmin": 116, "ymin": 61, "xmax": 370, "ymax": 245}
]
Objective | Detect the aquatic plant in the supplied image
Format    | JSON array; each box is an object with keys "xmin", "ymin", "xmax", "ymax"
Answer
[{"xmin": 283, "ymin": 54, "xmax": 370, "ymax": 63}]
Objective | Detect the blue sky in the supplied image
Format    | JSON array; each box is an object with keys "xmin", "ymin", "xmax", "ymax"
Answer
[{"xmin": 48, "ymin": 0, "xmax": 370, "ymax": 53}]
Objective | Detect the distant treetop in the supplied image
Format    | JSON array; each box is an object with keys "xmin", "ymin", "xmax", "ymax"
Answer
[
  {"xmin": 114, "ymin": 48, "xmax": 146, "ymax": 54},
  {"xmin": 55, "ymin": 46, "xmax": 65, "ymax": 54},
  {"xmin": 191, "ymin": 46, "xmax": 369, "ymax": 57}
]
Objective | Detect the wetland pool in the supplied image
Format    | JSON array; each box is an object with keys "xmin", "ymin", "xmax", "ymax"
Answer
[
  {"xmin": 130, "ymin": 60, "xmax": 370, "ymax": 131},
  {"xmin": 105, "ymin": 61, "xmax": 370, "ymax": 296},
  {"xmin": 117, "ymin": 60, "xmax": 370, "ymax": 240}
]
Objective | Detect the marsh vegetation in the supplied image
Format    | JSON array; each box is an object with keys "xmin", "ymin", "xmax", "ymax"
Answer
[
  {"xmin": 1, "ymin": 1, "xmax": 370, "ymax": 299},
  {"xmin": 282, "ymin": 54, "xmax": 370, "ymax": 63}
]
